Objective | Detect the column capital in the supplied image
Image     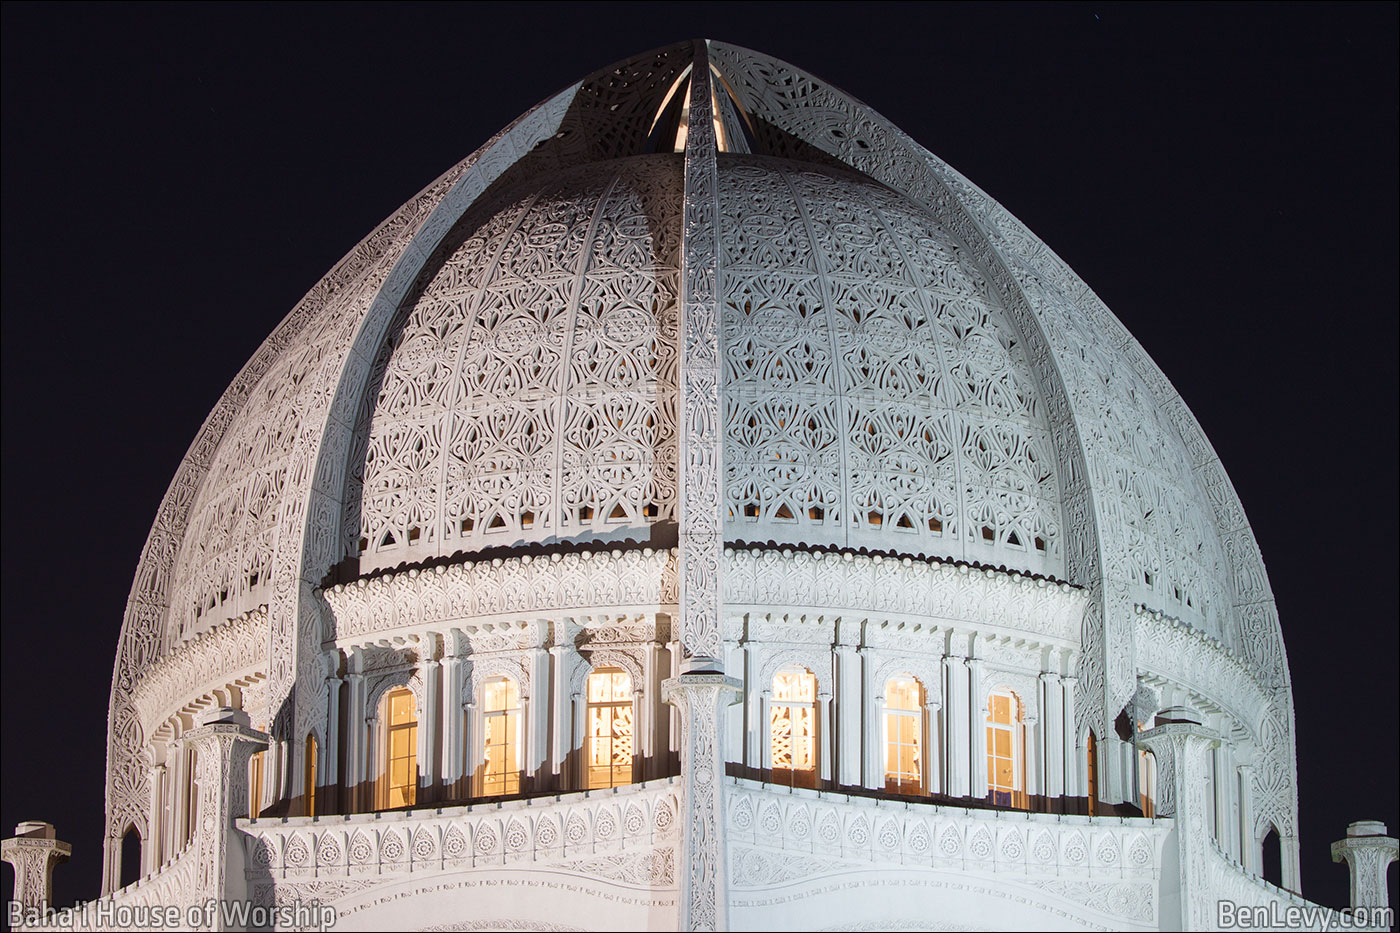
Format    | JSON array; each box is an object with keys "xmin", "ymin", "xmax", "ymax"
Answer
[
  {"xmin": 1136, "ymin": 721, "xmax": 1220, "ymax": 820},
  {"xmin": 2, "ymin": 823, "xmax": 71, "ymax": 915},
  {"xmin": 1331, "ymin": 821, "xmax": 1399, "ymax": 913}
]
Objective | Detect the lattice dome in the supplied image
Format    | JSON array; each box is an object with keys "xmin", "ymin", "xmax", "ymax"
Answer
[
  {"xmin": 332, "ymin": 152, "xmax": 1062, "ymax": 584},
  {"xmin": 104, "ymin": 43, "xmax": 1300, "ymax": 911}
]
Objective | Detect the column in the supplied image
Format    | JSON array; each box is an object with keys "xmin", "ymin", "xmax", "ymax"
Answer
[
  {"xmin": 146, "ymin": 762, "xmax": 165, "ymax": 871},
  {"xmin": 1060, "ymin": 675, "xmax": 1078, "ymax": 797},
  {"xmin": 967, "ymin": 658, "xmax": 986, "ymax": 799},
  {"xmin": 835, "ymin": 621, "xmax": 863, "ymax": 788},
  {"xmin": 181, "ymin": 708, "xmax": 270, "ymax": 929},
  {"xmin": 943, "ymin": 653, "xmax": 970, "ymax": 798},
  {"xmin": 1138, "ymin": 719, "xmax": 1221, "ymax": 932},
  {"xmin": 323, "ymin": 661, "xmax": 342, "ymax": 815},
  {"xmin": 865, "ymin": 681, "xmax": 885, "ymax": 792},
  {"xmin": 664, "ymin": 672, "xmax": 742, "ymax": 932},
  {"xmin": 417, "ymin": 634, "xmax": 441, "ymax": 803},
  {"xmin": 1237, "ymin": 763, "xmax": 1255, "ymax": 874},
  {"xmin": 548, "ymin": 627, "xmax": 575, "ymax": 788},
  {"xmin": 1022, "ymin": 711, "xmax": 1040, "ymax": 799},
  {"xmin": 818, "ymin": 690, "xmax": 833, "ymax": 784},
  {"xmin": 1040, "ymin": 671, "xmax": 1064, "ymax": 798},
  {"xmin": 1331, "ymin": 821, "xmax": 1399, "ymax": 915},
  {"xmin": 923, "ymin": 695, "xmax": 942, "ymax": 796},
  {"xmin": 442, "ymin": 634, "xmax": 468, "ymax": 798},
  {"xmin": 2, "ymin": 822, "xmax": 71, "ymax": 916},
  {"xmin": 344, "ymin": 650, "xmax": 367, "ymax": 812},
  {"xmin": 528, "ymin": 644, "xmax": 551, "ymax": 789}
]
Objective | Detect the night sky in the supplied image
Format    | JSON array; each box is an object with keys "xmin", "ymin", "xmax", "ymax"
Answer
[{"xmin": 2, "ymin": 2, "xmax": 1395, "ymax": 915}]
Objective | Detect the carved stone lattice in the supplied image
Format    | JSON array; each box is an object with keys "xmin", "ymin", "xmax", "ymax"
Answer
[{"xmin": 103, "ymin": 41, "xmax": 1304, "ymax": 923}]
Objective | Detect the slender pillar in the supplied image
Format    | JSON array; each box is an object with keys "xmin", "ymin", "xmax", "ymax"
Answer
[
  {"xmin": 1060, "ymin": 675, "xmax": 1078, "ymax": 796},
  {"xmin": 943, "ymin": 653, "xmax": 971, "ymax": 798},
  {"xmin": 323, "ymin": 654, "xmax": 342, "ymax": 814},
  {"xmin": 146, "ymin": 762, "xmax": 165, "ymax": 871},
  {"xmin": 1331, "ymin": 821, "xmax": 1398, "ymax": 915},
  {"xmin": 835, "ymin": 623, "xmax": 862, "ymax": 788},
  {"xmin": 1138, "ymin": 719, "xmax": 1220, "ymax": 932},
  {"xmin": 664, "ymin": 673, "xmax": 742, "ymax": 932},
  {"xmin": 1040, "ymin": 671, "xmax": 1064, "ymax": 798},
  {"xmin": 1237, "ymin": 763, "xmax": 1256, "ymax": 873},
  {"xmin": 345, "ymin": 650, "xmax": 367, "ymax": 811},
  {"xmin": 442, "ymin": 638, "xmax": 467, "ymax": 796},
  {"xmin": 2, "ymin": 822, "xmax": 71, "ymax": 919},
  {"xmin": 181, "ymin": 708, "xmax": 270, "ymax": 930},
  {"xmin": 967, "ymin": 658, "xmax": 987, "ymax": 799},
  {"xmin": 417, "ymin": 634, "xmax": 441, "ymax": 802}
]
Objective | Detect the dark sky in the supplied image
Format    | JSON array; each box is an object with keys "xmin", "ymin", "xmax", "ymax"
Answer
[{"xmin": 2, "ymin": 1, "xmax": 1395, "ymax": 915}]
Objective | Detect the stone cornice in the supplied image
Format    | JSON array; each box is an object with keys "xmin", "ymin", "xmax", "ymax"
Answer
[
  {"xmin": 129, "ymin": 609, "xmax": 267, "ymax": 733},
  {"xmin": 1133, "ymin": 605, "xmax": 1269, "ymax": 736},
  {"xmin": 725, "ymin": 548, "xmax": 1087, "ymax": 646}
]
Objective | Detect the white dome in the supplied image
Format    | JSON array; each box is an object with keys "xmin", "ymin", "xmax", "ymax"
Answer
[{"xmin": 100, "ymin": 42, "xmax": 1300, "ymax": 917}]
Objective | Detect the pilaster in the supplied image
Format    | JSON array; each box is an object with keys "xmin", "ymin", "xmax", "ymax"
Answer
[
  {"xmin": 181, "ymin": 708, "xmax": 270, "ymax": 929},
  {"xmin": 1138, "ymin": 719, "xmax": 1220, "ymax": 932},
  {"xmin": 664, "ymin": 673, "xmax": 742, "ymax": 932}
]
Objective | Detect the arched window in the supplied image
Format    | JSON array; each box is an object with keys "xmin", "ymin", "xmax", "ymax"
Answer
[
  {"xmin": 1086, "ymin": 731, "xmax": 1098, "ymax": 816},
  {"xmin": 986, "ymin": 690, "xmax": 1026, "ymax": 808},
  {"xmin": 1261, "ymin": 826, "xmax": 1283, "ymax": 888},
  {"xmin": 1137, "ymin": 748, "xmax": 1157, "ymax": 818},
  {"xmin": 585, "ymin": 667, "xmax": 634, "ymax": 789},
  {"xmin": 770, "ymin": 667, "xmax": 818, "ymax": 789},
  {"xmin": 883, "ymin": 676, "xmax": 924, "ymax": 794},
  {"xmin": 481, "ymin": 677, "xmax": 521, "ymax": 797},
  {"xmin": 379, "ymin": 688, "xmax": 417, "ymax": 809},
  {"xmin": 120, "ymin": 826, "xmax": 142, "ymax": 889},
  {"xmin": 304, "ymin": 734, "xmax": 318, "ymax": 818}
]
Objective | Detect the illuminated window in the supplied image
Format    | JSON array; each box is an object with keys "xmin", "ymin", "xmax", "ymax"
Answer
[
  {"xmin": 1138, "ymin": 748, "xmax": 1157, "ymax": 818},
  {"xmin": 883, "ymin": 676, "xmax": 924, "ymax": 794},
  {"xmin": 482, "ymin": 677, "xmax": 521, "ymax": 797},
  {"xmin": 1086, "ymin": 731, "xmax": 1098, "ymax": 816},
  {"xmin": 248, "ymin": 749, "xmax": 265, "ymax": 820},
  {"xmin": 379, "ymin": 688, "xmax": 417, "ymax": 809},
  {"xmin": 770, "ymin": 668, "xmax": 818, "ymax": 789},
  {"xmin": 586, "ymin": 668, "xmax": 634, "ymax": 789},
  {"xmin": 304, "ymin": 735, "xmax": 318, "ymax": 818},
  {"xmin": 986, "ymin": 690, "xmax": 1027, "ymax": 808}
]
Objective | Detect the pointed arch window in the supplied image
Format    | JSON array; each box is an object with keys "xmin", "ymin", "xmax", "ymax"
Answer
[
  {"xmin": 586, "ymin": 667, "xmax": 634, "ymax": 789},
  {"xmin": 481, "ymin": 677, "xmax": 521, "ymax": 797},
  {"xmin": 986, "ymin": 690, "xmax": 1027, "ymax": 808},
  {"xmin": 883, "ymin": 676, "xmax": 925, "ymax": 794},
  {"xmin": 379, "ymin": 688, "xmax": 417, "ymax": 809},
  {"xmin": 770, "ymin": 667, "xmax": 818, "ymax": 789}
]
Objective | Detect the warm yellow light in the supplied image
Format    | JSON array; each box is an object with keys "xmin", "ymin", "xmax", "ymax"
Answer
[
  {"xmin": 771, "ymin": 669, "xmax": 818, "ymax": 788},
  {"xmin": 482, "ymin": 678, "xmax": 520, "ymax": 797},
  {"xmin": 585, "ymin": 668, "xmax": 634, "ymax": 789},
  {"xmin": 884, "ymin": 676, "xmax": 924, "ymax": 794}
]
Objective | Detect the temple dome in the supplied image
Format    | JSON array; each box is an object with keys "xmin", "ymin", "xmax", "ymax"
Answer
[
  {"xmin": 342, "ymin": 151, "xmax": 1063, "ymax": 584},
  {"xmin": 95, "ymin": 41, "xmax": 1302, "ymax": 918}
]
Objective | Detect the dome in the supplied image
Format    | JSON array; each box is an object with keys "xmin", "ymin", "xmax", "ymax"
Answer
[
  {"xmin": 92, "ymin": 41, "xmax": 1308, "ymax": 930},
  {"xmin": 341, "ymin": 152, "xmax": 1062, "ymax": 583}
]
